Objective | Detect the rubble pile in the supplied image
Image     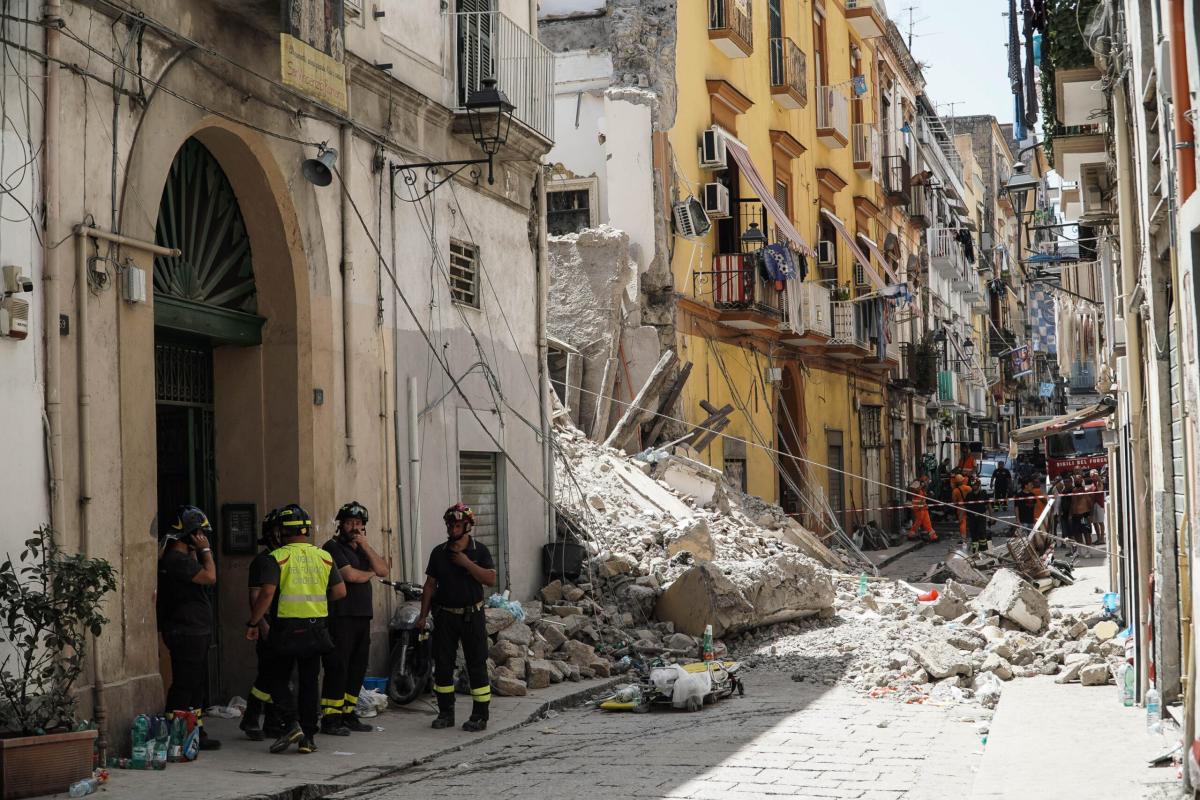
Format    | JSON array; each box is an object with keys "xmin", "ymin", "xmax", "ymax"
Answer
[{"xmin": 731, "ymin": 568, "xmax": 1128, "ymax": 710}]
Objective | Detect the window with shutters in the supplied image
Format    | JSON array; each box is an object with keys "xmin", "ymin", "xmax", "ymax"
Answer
[
  {"xmin": 459, "ymin": 451, "xmax": 504, "ymax": 585},
  {"xmin": 860, "ymin": 405, "xmax": 883, "ymax": 449},
  {"xmin": 449, "ymin": 239, "xmax": 480, "ymax": 308}
]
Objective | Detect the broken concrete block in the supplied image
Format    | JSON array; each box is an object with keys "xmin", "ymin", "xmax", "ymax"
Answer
[
  {"xmin": 664, "ymin": 632, "xmax": 696, "ymax": 652},
  {"xmin": 558, "ymin": 639, "xmax": 599, "ymax": 667},
  {"xmin": 1056, "ymin": 661, "xmax": 1084, "ymax": 684},
  {"xmin": 1080, "ymin": 663, "xmax": 1111, "ymax": 686},
  {"xmin": 725, "ymin": 553, "xmax": 836, "ymax": 630},
  {"xmin": 654, "ymin": 562, "xmax": 754, "ymax": 638},
  {"xmin": 562, "ymin": 584, "xmax": 586, "ymax": 602},
  {"xmin": 908, "ymin": 641, "xmax": 972, "ymax": 680},
  {"xmin": 526, "ymin": 659, "xmax": 555, "ymax": 690},
  {"xmin": 488, "ymin": 640, "xmax": 522, "ymax": 664},
  {"xmin": 540, "ymin": 580, "xmax": 564, "ymax": 605},
  {"xmin": 492, "ymin": 674, "xmax": 527, "ymax": 697},
  {"xmin": 497, "ymin": 621, "xmax": 533, "ymax": 647},
  {"xmin": 931, "ymin": 580, "xmax": 970, "ymax": 620},
  {"xmin": 653, "ymin": 454, "xmax": 724, "ymax": 507},
  {"xmin": 947, "ymin": 629, "xmax": 988, "ymax": 652},
  {"xmin": 483, "ymin": 608, "xmax": 516, "ymax": 636},
  {"xmin": 551, "ymin": 605, "xmax": 585, "ymax": 617},
  {"xmin": 597, "ymin": 555, "xmax": 635, "ymax": 578},
  {"xmin": 664, "ymin": 520, "xmax": 716, "ymax": 562},
  {"xmin": 981, "ymin": 654, "xmax": 1014, "ymax": 681},
  {"xmin": 972, "ymin": 568, "xmax": 1051, "ymax": 633},
  {"xmin": 535, "ymin": 620, "xmax": 568, "ymax": 650},
  {"xmin": 1092, "ymin": 620, "xmax": 1120, "ymax": 641}
]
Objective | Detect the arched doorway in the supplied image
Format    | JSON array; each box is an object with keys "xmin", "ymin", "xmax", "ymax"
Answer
[{"xmin": 152, "ymin": 136, "xmax": 266, "ymax": 699}]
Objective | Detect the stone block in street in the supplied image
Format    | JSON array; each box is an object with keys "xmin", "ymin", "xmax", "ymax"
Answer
[
  {"xmin": 1080, "ymin": 663, "xmax": 1112, "ymax": 686},
  {"xmin": 973, "ymin": 568, "xmax": 1051, "ymax": 633},
  {"xmin": 908, "ymin": 640, "xmax": 971, "ymax": 679}
]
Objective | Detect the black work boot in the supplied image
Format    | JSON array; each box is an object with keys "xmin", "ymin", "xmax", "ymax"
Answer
[
  {"xmin": 431, "ymin": 692, "xmax": 455, "ymax": 729},
  {"xmin": 320, "ymin": 715, "xmax": 351, "ymax": 736},
  {"xmin": 262, "ymin": 704, "xmax": 284, "ymax": 738},
  {"xmin": 240, "ymin": 696, "xmax": 265, "ymax": 741},
  {"xmin": 270, "ymin": 722, "xmax": 303, "ymax": 754},
  {"xmin": 343, "ymin": 713, "xmax": 373, "ymax": 733},
  {"xmin": 462, "ymin": 700, "xmax": 489, "ymax": 732}
]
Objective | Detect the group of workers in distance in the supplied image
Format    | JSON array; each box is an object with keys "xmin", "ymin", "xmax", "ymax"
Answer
[
  {"xmin": 905, "ymin": 449, "xmax": 1108, "ymax": 552},
  {"xmin": 155, "ymin": 499, "xmax": 496, "ymax": 756}
]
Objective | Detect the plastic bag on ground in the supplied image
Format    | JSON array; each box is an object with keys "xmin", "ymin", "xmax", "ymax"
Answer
[
  {"xmin": 486, "ymin": 594, "xmax": 526, "ymax": 623},
  {"xmin": 356, "ymin": 688, "xmax": 388, "ymax": 718},
  {"xmin": 205, "ymin": 697, "xmax": 246, "ymax": 719}
]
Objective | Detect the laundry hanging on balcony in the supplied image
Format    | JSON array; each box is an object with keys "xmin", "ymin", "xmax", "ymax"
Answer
[
  {"xmin": 819, "ymin": 208, "xmax": 885, "ymax": 289},
  {"xmin": 761, "ymin": 242, "xmax": 800, "ymax": 285},
  {"xmin": 721, "ymin": 135, "xmax": 816, "ymax": 258}
]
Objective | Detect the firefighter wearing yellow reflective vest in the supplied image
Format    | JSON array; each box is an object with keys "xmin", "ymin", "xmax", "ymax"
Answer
[
  {"xmin": 245, "ymin": 504, "xmax": 346, "ymax": 755},
  {"xmin": 416, "ymin": 503, "xmax": 498, "ymax": 733}
]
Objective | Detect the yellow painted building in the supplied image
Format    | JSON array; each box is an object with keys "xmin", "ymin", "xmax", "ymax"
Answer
[{"xmin": 668, "ymin": 0, "xmax": 914, "ymax": 534}]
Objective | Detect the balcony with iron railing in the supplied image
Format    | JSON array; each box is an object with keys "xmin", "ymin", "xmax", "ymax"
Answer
[
  {"xmin": 927, "ymin": 227, "xmax": 965, "ymax": 279},
  {"xmin": 816, "ymin": 86, "xmax": 850, "ymax": 147},
  {"xmin": 908, "ymin": 184, "xmax": 932, "ymax": 227},
  {"xmin": 708, "ymin": 0, "xmax": 753, "ymax": 58},
  {"xmin": 451, "ymin": 11, "xmax": 555, "ymax": 142},
  {"xmin": 769, "ymin": 37, "xmax": 807, "ymax": 109},
  {"xmin": 827, "ymin": 300, "xmax": 872, "ymax": 358},
  {"xmin": 852, "ymin": 123, "xmax": 879, "ymax": 177},
  {"xmin": 882, "ymin": 154, "xmax": 910, "ymax": 204},
  {"xmin": 781, "ymin": 281, "xmax": 832, "ymax": 345},
  {"xmin": 1069, "ymin": 361, "xmax": 1096, "ymax": 392},
  {"xmin": 693, "ymin": 254, "xmax": 783, "ymax": 330}
]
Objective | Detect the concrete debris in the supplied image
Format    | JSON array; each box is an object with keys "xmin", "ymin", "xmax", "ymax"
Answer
[
  {"xmin": 909, "ymin": 641, "xmax": 971, "ymax": 679},
  {"xmin": 1080, "ymin": 663, "xmax": 1112, "ymax": 686},
  {"xmin": 1091, "ymin": 620, "xmax": 1120, "ymax": 641},
  {"xmin": 972, "ymin": 569, "xmax": 1052, "ymax": 633}
]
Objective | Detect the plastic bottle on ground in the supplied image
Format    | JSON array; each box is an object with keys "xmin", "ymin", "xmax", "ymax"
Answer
[
  {"xmin": 68, "ymin": 778, "xmax": 98, "ymax": 797},
  {"xmin": 857, "ymin": 573, "xmax": 868, "ymax": 597},
  {"xmin": 1119, "ymin": 662, "xmax": 1135, "ymax": 707},
  {"xmin": 1146, "ymin": 683, "xmax": 1163, "ymax": 734},
  {"xmin": 130, "ymin": 714, "xmax": 149, "ymax": 769}
]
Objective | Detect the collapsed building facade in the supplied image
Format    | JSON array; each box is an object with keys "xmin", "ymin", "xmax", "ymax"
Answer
[{"xmin": 538, "ymin": 0, "xmax": 1014, "ymax": 541}]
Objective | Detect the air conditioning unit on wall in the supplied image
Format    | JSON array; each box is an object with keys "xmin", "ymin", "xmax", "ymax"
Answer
[
  {"xmin": 817, "ymin": 240, "xmax": 836, "ymax": 267},
  {"xmin": 672, "ymin": 197, "xmax": 712, "ymax": 239},
  {"xmin": 702, "ymin": 182, "xmax": 731, "ymax": 218},
  {"xmin": 699, "ymin": 126, "xmax": 728, "ymax": 170}
]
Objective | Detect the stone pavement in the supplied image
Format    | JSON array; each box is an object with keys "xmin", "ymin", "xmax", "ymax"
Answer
[
  {"xmin": 333, "ymin": 670, "xmax": 986, "ymax": 800},
  {"xmin": 74, "ymin": 677, "xmax": 619, "ymax": 800}
]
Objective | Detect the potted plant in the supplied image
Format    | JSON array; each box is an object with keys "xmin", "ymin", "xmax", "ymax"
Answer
[{"xmin": 0, "ymin": 526, "xmax": 117, "ymax": 800}]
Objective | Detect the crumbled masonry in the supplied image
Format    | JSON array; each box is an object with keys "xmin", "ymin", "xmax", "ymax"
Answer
[{"xmin": 467, "ymin": 418, "xmax": 1123, "ymax": 710}]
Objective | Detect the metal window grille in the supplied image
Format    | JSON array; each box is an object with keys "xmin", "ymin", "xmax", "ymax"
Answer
[
  {"xmin": 860, "ymin": 405, "xmax": 883, "ymax": 449},
  {"xmin": 449, "ymin": 239, "xmax": 480, "ymax": 308}
]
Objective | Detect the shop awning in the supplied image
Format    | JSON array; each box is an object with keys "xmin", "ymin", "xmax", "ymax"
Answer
[
  {"xmin": 1008, "ymin": 396, "xmax": 1117, "ymax": 445},
  {"xmin": 722, "ymin": 135, "xmax": 815, "ymax": 258},
  {"xmin": 856, "ymin": 233, "xmax": 900, "ymax": 284},
  {"xmin": 820, "ymin": 208, "xmax": 885, "ymax": 289}
]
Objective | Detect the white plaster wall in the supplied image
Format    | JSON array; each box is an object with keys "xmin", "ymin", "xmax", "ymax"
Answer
[{"xmin": 0, "ymin": 28, "xmax": 50, "ymax": 554}]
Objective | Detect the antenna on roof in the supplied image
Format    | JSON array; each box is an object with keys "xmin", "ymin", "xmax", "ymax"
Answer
[{"xmin": 901, "ymin": 4, "xmax": 930, "ymax": 50}]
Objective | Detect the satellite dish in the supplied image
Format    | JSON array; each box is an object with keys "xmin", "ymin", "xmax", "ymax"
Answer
[{"xmin": 302, "ymin": 148, "xmax": 338, "ymax": 187}]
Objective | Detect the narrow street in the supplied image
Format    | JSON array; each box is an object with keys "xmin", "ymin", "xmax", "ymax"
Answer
[{"xmin": 335, "ymin": 671, "xmax": 984, "ymax": 800}]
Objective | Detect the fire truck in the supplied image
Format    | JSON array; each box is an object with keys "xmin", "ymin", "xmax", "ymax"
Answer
[{"xmin": 1044, "ymin": 418, "xmax": 1109, "ymax": 479}]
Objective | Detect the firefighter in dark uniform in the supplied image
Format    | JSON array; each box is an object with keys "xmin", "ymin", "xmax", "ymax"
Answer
[
  {"xmin": 157, "ymin": 505, "xmax": 220, "ymax": 750},
  {"xmin": 319, "ymin": 501, "xmax": 390, "ymax": 735},
  {"xmin": 240, "ymin": 508, "xmax": 285, "ymax": 741},
  {"xmin": 245, "ymin": 504, "xmax": 346, "ymax": 754},
  {"xmin": 417, "ymin": 503, "xmax": 497, "ymax": 732}
]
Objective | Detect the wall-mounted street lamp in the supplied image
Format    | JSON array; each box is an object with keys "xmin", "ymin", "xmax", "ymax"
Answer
[
  {"xmin": 740, "ymin": 222, "xmax": 767, "ymax": 254},
  {"xmin": 1003, "ymin": 161, "xmax": 1040, "ymax": 223}
]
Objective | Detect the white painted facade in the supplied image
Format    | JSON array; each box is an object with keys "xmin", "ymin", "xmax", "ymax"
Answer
[{"xmin": 0, "ymin": 9, "xmax": 49, "ymax": 555}]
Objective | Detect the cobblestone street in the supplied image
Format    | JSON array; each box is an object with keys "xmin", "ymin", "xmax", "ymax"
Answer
[{"xmin": 337, "ymin": 671, "xmax": 985, "ymax": 800}]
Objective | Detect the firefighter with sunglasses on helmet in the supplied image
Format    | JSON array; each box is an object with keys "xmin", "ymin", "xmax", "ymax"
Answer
[
  {"xmin": 319, "ymin": 501, "xmax": 389, "ymax": 735},
  {"xmin": 417, "ymin": 502, "xmax": 497, "ymax": 732},
  {"xmin": 157, "ymin": 505, "xmax": 220, "ymax": 750}
]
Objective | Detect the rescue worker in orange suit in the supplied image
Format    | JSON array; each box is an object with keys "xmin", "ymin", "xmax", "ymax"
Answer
[
  {"xmin": 417, "ymin": 503, "xmax": 497, "ymax": 733},
  {"xmin": 951, "ymin": 471, "xmax": 970, "ymax": 543},
  {"xmin": 907, "ymin": 476, "xmax": 937, "ymax": 542}
]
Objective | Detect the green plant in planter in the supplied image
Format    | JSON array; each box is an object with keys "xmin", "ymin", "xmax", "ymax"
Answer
[{"xmin": 0, "ymin": 526, "xmax": 117, "ymax": 736}]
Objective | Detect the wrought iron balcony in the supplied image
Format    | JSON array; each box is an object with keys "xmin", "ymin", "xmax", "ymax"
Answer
[
  {"xmin": 769, "ymin": 37, "xmax": 807, "ymax": 108},
  {"xmin": 708, "ymin": 0, "xmax": 753, "ymax": 58},
  {"xmin": 908, "ymin": 185, "xmax": 932, "ymax": 227},
  {"xmin": 451, "ymin": 11, "xmax": 555, "ymax": 142},
  {"xmin": 816, "ymin": 86, "xmax": 850, "ymax": 148},
  {"xmin": 827, "ymin": 300, "xmax": 871, "ymax": 357},
  {"xmin": 882, "ymin": 154, "xmax": 910, "ymax": 203},
  {"xmin": 927, "ymin": 227, "xmax": 965, "ymax": 279},
  {"xmin": 1069, "ymin": 361, "xmax": 1096, "ymax": 392},
  {"xmin": 694, "ymin": 254, "xmax": 782, "ymax": 330},
  {"xmin": 852, "ymin": 123, "xmax": 879, "ymax": 177}
]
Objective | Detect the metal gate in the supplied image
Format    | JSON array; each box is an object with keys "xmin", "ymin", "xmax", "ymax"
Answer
[
  {"xmin": 154, "ymin": 338, "xmax": 220, "ymax": 699},
  {"xmin": 459, "ymin": 452, "xmax": 506, "ymax": 588}
]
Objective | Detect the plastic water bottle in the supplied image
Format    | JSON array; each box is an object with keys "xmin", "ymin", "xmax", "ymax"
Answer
[
  {"xmin": 68, "ymin": 778, "xmax": 98, "ymax": 797},
  {"xmin": 1119, "ymin": 662, "xmax": 1135, "ymax": 707},
  {"xmin": 857, "ymin": 572, "xmax": 868, "ymax": 597},
  {"xmin": 130, "ymin": 714, "xmax": 149, "ymax": 769},
  {"xmin": 1146, "ymin": 683, "xmax": 1163, "ymax": 734}
]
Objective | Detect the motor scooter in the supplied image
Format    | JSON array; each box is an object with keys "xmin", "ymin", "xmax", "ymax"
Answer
[{"xmin": 380, "ymin": 579, "xmax": 433, "ymax": 706}]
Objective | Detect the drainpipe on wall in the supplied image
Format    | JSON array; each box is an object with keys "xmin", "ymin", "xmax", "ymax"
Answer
[
  {"xmin": 341, "ymin": 122, "xmax": 357, "ymax": 462},
  {"xmin": 535, "ymin": 167, "xmax": 555, "ymax": 544},
  {"xmin": 42, "ymin": 1, "xmax": 63, "ymax": 544},
  {"xmin": 74, "ymin": 226, "xmax": 179, "ymax": 760},
  {"xmin": 1169, "ymin": 0, "xmax": 1196, "ymax": 202},
  {"xmin": 407, "ymin": 376, "xmax": 421, "ymax": 584}
]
